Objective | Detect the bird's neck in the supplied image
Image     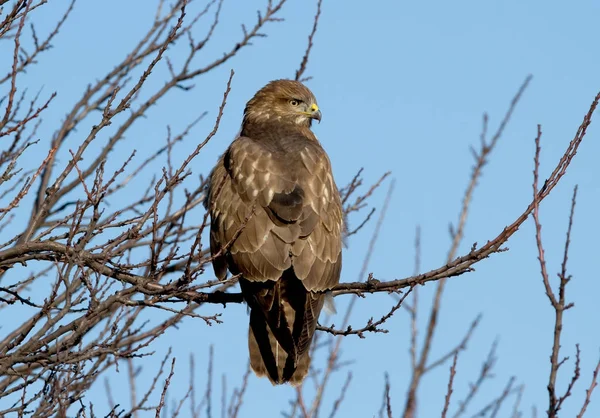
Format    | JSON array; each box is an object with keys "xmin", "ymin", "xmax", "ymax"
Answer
[{"xmin": 240, "ymin": 119, "xmax": 314, "ymax": 140}]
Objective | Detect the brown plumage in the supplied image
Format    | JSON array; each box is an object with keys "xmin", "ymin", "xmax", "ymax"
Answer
[{"xmin": 204, "ymin": 80, "xmax": 343, "ymax": 385}]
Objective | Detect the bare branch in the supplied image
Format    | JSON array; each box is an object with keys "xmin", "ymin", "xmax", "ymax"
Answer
[{"xmin": 441, "ymin": 354, "xmax": 459, "ymax": 418}]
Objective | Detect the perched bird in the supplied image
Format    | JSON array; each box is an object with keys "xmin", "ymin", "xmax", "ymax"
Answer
[{"xmin": 204, "ymin": 80, "xmax": 343, "ymax": 385}]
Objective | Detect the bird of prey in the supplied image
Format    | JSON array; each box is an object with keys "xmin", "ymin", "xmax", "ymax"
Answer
[{"xmin": 204, "ymin": 80, "xmax": 343, "ymax": 385}]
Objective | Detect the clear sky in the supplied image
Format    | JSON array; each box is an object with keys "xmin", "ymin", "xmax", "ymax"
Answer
[{"xmin": 4, "ymin": 0, "xmax": 600, "ymax": 416}]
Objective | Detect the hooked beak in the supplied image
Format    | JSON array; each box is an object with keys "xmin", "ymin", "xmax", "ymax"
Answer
[{"xmin": 309, "ymin": 104, "xmax": 322, "ymax": 123}]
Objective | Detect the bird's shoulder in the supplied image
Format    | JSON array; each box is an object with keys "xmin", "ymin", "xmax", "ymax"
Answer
[{"xmin": 223, "ymin": 126, "xmax": 328, "ymax": 176}]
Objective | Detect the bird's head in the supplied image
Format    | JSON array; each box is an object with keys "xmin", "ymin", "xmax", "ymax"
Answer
[{"xmin": 243, "ymin": 79, "xmax": 322, "ymax": 128}]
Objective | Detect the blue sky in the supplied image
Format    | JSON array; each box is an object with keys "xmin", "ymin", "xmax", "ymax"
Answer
[{"xmin": 3, "ymin": 0, "xmax": 600, "ymax": 416}]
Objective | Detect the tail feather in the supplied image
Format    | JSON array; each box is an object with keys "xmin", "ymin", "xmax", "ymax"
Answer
[
  {"xmin": 242, "ymin": 269, "xmax": 324, "ymax": 385},
  {"xmin": 248, "ymin": 309, "xmax": 312, "ymax": 385}
]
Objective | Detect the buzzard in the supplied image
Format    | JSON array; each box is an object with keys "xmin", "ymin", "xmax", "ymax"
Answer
[{"xmin": 205, "ymin": 80, "xmax": 343, "ymax": 385}]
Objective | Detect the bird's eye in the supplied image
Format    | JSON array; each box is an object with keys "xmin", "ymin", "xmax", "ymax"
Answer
[{"xmin": 290, "ymin": 99, "xmax": 301, "ymax": 106}]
